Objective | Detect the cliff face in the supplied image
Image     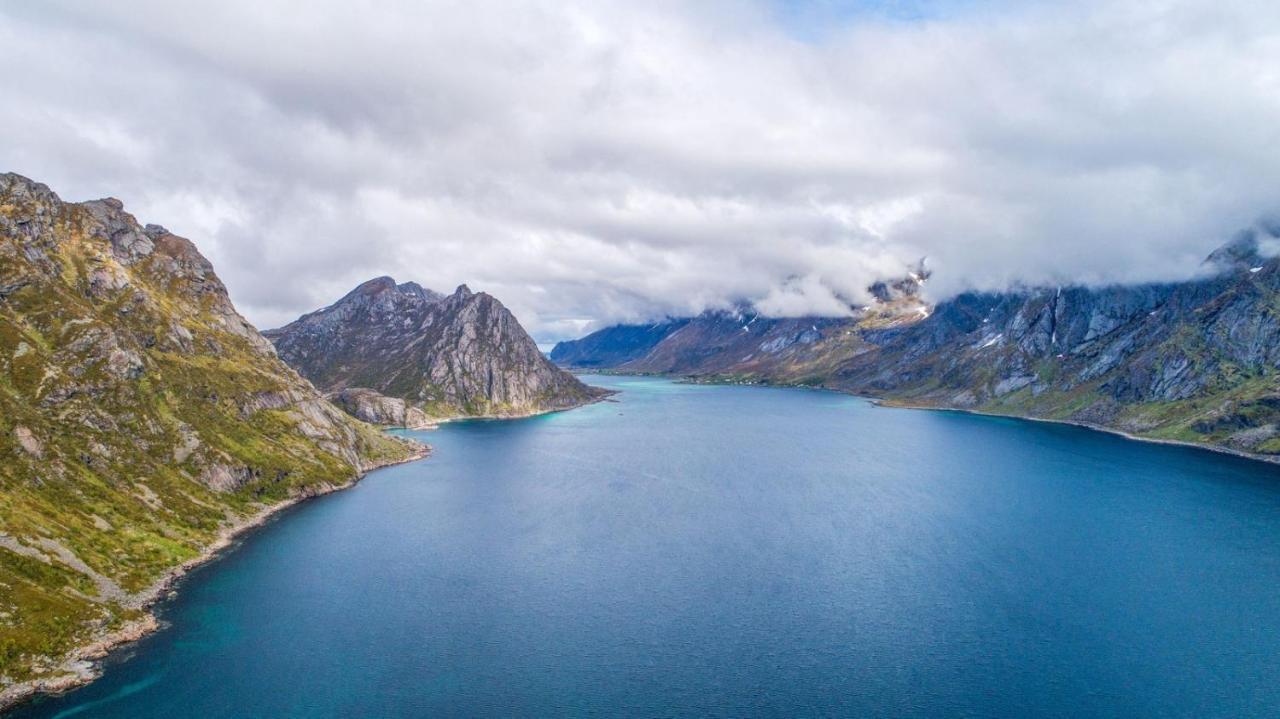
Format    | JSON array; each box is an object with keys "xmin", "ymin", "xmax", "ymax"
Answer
[
  {"xmin": 266, "ymin": 277, "xmax": 606, "ymax": 420},
  {"xmin": 0, "ymin": 173, "xmax": 420, "ymax": 689},
  {"xmin": 554, "ymin": 233, "xmax": 1280, "ymax": 458}
]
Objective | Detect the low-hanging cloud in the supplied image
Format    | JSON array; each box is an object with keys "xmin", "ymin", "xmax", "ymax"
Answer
[{"xmin": 3, "ymin": 0, "xmax": 1280, "ymax": 340}]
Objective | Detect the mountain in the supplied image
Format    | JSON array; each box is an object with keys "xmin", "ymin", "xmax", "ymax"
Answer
[
  {"xmin": 265, "ymin": 277, "xmax": 607, "ymax": 421},
  {"xmin": 834, "ymin": 246, "xmax": 1280, "ymax": 455},
  {"xmin": 550, "ymin": 266, "xmax": 930, "ymax": 382},
  {"xmin": 548, "ymin": 319, "xmax": 692, "ymax": 369},
  {"xmin": 553, "ymin": 233, "xmax": 1280, "ymax": 459},
  {"xmin": 0, "ymin": 173, "xmax": 422, "ymax": 704}
]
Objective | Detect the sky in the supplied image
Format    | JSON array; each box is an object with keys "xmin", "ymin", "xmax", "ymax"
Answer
[{"xmin": 3, "ymin": 0, "xmax": 1280, "ymax": 341}]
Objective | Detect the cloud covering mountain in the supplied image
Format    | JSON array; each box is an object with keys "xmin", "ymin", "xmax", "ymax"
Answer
[{"xmin": 3, "ymin": 0, "xmax": 1280, "ymax": 339}]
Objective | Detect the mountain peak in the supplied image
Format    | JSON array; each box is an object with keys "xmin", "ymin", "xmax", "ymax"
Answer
[
  {"xmin": 868, "ymin": 259, "xmax": 931, "ymax": 304},
  {"xmin": 355, "ymin": 276, "xmax": 398, "ymax": 294},
  {"xmin": 397, "ymin": 281, "xmax": 444, "ymax": 302},
  {"xmin": 0, "ymin": 172, "xmax": 58, "ymax": 201},
  {"xmin": 1204, "ymin": 223, "xmax": 1280, "ymax": 273},
  {"xmin": 268, "ymin": 278, "xmax": 604, "ymax": 419}
]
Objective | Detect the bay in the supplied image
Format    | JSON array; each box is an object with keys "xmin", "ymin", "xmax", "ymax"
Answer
[{"xmin": 16, "ymin": 375, "xmax": 1280, "ymax": 717}]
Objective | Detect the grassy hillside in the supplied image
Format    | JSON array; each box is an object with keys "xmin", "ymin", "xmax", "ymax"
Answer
[{"xmin": 0, "ymin": 174, "xmax": 420, "ymax": 691}]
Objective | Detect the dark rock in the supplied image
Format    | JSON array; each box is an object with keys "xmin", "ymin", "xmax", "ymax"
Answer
[{"xmin": 267, "ymin": 276, "xmax": 606, "ymax": 418}]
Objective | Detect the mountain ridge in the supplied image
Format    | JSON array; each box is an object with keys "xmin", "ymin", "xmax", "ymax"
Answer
[
  {"xmin": 553, "ymin": 230, "xmax": 1280, "ymax": 460},
  {"xmin": 266, "ymin": 276, "xmax": 608, "ymax": 422}
]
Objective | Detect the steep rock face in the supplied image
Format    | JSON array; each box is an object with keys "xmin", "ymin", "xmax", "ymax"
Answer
[
  {"xmin": 0, "ymin": 173, "xmax": 420, "ymax": 688},
  {"xmin": 266, "ymin": 277, "xmax": 606, "ymax": 419}
]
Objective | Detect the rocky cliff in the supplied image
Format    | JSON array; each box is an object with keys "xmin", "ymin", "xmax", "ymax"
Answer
[
  {"xmin": 0, "ymin": 173, "xmax": 421, "ymax": 697},
  {"xmin": 554, "ymin": 234, "xmax": 1280, "ymax": 459},
  {"xmin": 266, "ymin": 277, "xmax": 607, "ymax": 420}
]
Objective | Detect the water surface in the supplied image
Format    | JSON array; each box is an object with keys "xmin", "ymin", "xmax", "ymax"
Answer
[{"xmin": 16, "ymin": 376, "xmax": 1280, "ymax": 717}]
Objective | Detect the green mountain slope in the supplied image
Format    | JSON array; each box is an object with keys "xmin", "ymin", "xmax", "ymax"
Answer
[{"xmin": 0, "ymin": 174, "xmax": 422, "ymax": 699}]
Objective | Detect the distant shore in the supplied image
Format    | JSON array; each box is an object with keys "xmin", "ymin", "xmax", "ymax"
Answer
[
  {"xmin": 0, "ymin": 442, "xmax": 430, "ymax": 715},
  {"xmin": 399, "ymin": 390, "xmax": 619, "ymax": 429},
  {"xmin": 872, "ymin": 398, "xmax": 1280, "ymax": 467},
  {"xmin": 578, "ymin": 370, "xmax": 1280, "ymax": 469}
]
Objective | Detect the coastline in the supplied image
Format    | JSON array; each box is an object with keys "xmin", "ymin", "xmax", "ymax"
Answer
[
  {"xmin": 0, "ymin": 441, "xmax": 430, "ymax": 715},
  {"xmin": 0, "ymin": 388, "xmax": 614, "ymax": 714},
  {"xmin": 396, "ymin": 390, "xmax": 618, "ymax": 429},
  {"xmin": 870, "ymin": 398, "xmax": 1280, "ymax": 467},
  {"xmin": 591, "ymin": 370, "xmax": 1280, "ymax": 469}
]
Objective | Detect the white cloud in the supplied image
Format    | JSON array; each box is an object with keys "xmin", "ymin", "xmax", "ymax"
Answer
[
  {"xmin": 2, "ymin": 0, "xmax": 1280, "ymax": 339},
  {"xmin": 755, "ymin": 274, "xmax": 857, "ymax": 317}
]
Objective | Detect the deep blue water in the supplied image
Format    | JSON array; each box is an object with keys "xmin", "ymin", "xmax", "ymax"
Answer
[{"xmin": 15, "ymin": 375, "xmax": 1280, "ymax": 718}]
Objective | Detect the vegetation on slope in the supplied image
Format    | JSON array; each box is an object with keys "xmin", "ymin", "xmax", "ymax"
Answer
[{"xmin": 0, "ymin": 174, "xmax": 419, "ymax": 690}]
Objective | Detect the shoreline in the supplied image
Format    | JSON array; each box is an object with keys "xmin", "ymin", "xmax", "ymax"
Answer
[
  {"xmin": 392, "ymin": 390, "xmax": 618, "ymax": 430},
  {"xmin": 0, "ymin": 442, "xmax": 430, "ymax": 715},
  {"xmin": 13, "ymin": 376, "xmax": 1273, "ymax": 711},
  {"xmin": 870, "ymin": 397, "xmax": 1280, "ymax": 467},
  {"xmin": 0, "ymin": 388, "xmax": 614, "ymax": 713},
  {"xmin": 589, "ymin": 370, "xmax": 1280, "ymax": 469}
]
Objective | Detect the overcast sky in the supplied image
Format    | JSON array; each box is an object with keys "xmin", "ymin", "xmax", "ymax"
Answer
[{"xmin": 4, "ymin": 0, "xmax": 1280, "ymax": 340}]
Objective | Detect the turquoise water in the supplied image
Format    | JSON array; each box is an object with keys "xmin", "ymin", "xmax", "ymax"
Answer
[{"xmin": 15, "ymin": 375, "xmax": 1280, "ymax": 717}]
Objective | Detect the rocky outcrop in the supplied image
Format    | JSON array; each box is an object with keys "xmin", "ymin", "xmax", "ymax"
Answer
[
  {"xmin": 266, "ymin": 277, "xmax": 608, "ymax": 420},
  {"xmin": 329, "ymin": 388, "xmax": 435, "ymax": 429},
  {"xmin": 0, "ymin": 172, "xmax": 422, "ymax": 690}
]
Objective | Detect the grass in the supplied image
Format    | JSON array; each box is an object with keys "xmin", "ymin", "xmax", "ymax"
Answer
[{"xmin": 0, "ymin": 182, "xmax": 418, "ymax": 684}]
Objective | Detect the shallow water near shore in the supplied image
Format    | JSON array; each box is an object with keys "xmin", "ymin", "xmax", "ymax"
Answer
[{"xmin": 15, "ymin": 375, "xmax": 1280, "ymax": 717}]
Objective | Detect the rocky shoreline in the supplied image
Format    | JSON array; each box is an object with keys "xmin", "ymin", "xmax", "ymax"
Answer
[
  {"xmin": 427, "ymin": 391, "xmax": 618, "ymax": 425},
  {"xmin": 350, "ymin": 390, "xmax": 619, "ymax": 430},
  {"xmin": 0, "ymin": 390, "xmax": 613, "ymax": 714},
  {"xmin": 328, "ymin": 386, "xmax": 617, "ymax": 430},
  {"xmin": 0, "ymin": 443, "xmax": 430, "ymax": 714}
]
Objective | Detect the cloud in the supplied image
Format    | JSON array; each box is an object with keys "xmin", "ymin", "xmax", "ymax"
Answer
[{"xmin": 3, "ymin": 0, "xmax": 1280, "ymax": 339}]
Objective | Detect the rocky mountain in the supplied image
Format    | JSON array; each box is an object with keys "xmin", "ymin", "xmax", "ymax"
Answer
[
  {"xmin": 551, "ymin": 267, "xmax": 930, "ymax": 382},
  {"xmin": 834, "ymin": 236, "xmax": 1280, "ymax": 455},
  {"xmin": 265, "ymin": 277, "xmax": 607, "ymax": 421},
  {"xmin": 327, "ymin": 387, "xmax": 436, "ymax": 429},
  {"xmin": 548, "ymin": 319, "xmax": 692, "ymax": 369},
  {"xmin": 554, "ymin": 232, "xmax": 1280, "ymax": 459},
  {"xmin": 0, "ymin": 173, "xmax": 422, "ymax": 702}
]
